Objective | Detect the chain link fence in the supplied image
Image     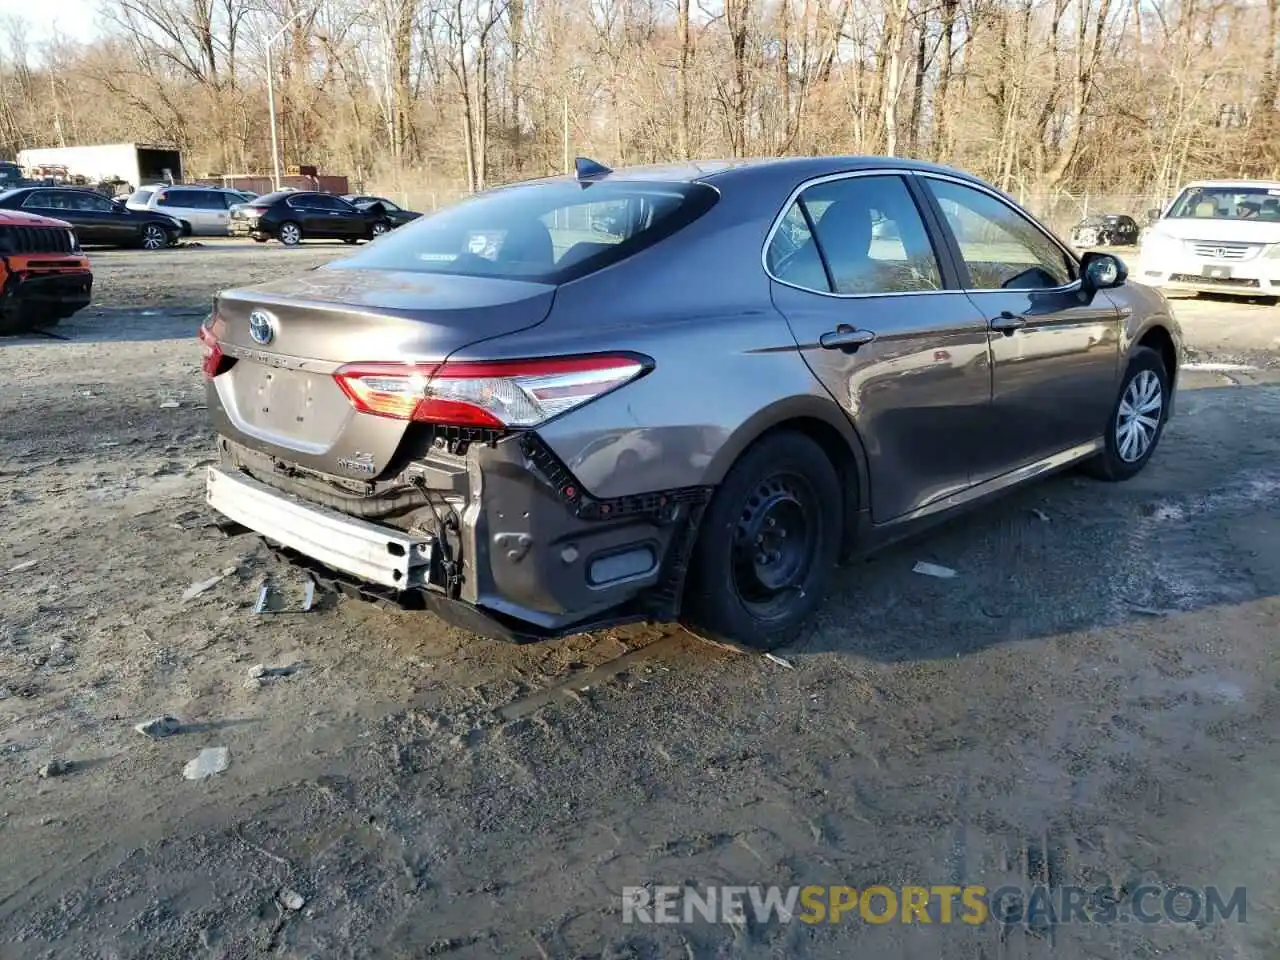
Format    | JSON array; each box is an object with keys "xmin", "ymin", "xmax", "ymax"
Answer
[{"xmin": 1013, "ymin": 191, "xmax": 1168, "ymax": 237}]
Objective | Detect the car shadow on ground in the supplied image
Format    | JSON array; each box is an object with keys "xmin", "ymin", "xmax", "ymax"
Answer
[{"xmin": 789, "ymin": 381, "xmax": 1280, "ymax": 663}]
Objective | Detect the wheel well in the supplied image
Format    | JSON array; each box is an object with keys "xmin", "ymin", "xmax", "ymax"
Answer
[
  {"xmin": 751, "ymin": 416, "xmax": 862, "ymax": 556},
  {"xmin": 177, "ymin": 220, "xmax": 192, "ymax": 237},
  {"xmin": 1138, "ymin": 325, "xmax": 1177, "ymax": 390}
]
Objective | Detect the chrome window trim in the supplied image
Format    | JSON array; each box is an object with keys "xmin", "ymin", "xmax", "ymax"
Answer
[
  {"xmin": 759, "ymin": 168, "xmax": 968, "ymax": 301},
  {"xmin": 912, "ymin": 171, "xmax": 1084, "ymax": 296}
]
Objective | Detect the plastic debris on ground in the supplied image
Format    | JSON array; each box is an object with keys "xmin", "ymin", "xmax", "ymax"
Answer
[{"xmin": 912, "ymin": 561, "xmax": 958, "ymax": 579}]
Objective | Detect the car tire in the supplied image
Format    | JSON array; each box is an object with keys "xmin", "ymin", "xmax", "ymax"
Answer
[
  {"xmin": 371, "ymin": 220, "xmax": 390, "ymax": 239},
  {"xmin": 277, "ymin": 221, "xmax": 302, "ymax": 246},
  {"xmin": 1080, "ymin": 346, "xmax": 1169, "ymax": 482},
  {"xmin": 682, "ymin": 431, "xmax": 843, "ymax": 650},
  {"xmin": 140, "ymin": 224, "xmax": 168, "ymax": 250}
]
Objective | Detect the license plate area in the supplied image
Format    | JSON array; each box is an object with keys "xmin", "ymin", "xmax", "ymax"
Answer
[{"xmin": 1202, "ymin": 264, "xmax": 1233, "ymax": 279}]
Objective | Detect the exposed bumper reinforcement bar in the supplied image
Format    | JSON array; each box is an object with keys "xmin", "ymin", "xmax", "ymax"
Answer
[{"xmin": 206, "ymin": 467, "xmax": 433, "ymax": 590}]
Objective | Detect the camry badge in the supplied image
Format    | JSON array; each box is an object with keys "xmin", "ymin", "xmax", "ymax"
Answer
[{"xmin": 248, "ymin": 309, "xmax": 276, "ymax": 345}]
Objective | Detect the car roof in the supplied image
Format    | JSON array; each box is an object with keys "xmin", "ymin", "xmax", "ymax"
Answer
[
  {"xmin": 1179, "ymin": 179, "xmax": 1280, "ymax": 191},
  {"xmin": 517, "ymin": 155, "xmax": 992, "ymax": 188}
]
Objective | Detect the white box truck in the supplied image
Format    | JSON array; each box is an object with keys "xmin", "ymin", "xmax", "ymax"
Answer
[{"xmin": 16, "ymin": 143, "xmax": 183, "ymax": 191}]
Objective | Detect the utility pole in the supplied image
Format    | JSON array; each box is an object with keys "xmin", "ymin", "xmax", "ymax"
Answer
[
  {"xmin": 563, "ymin": 94, "xmax": 570, "ymax": 175},
  {"xmin": 265, "ymin": 7, "xmax": 317, "ymax": 190}
]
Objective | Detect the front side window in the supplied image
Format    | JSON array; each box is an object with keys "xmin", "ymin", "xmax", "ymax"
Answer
[
  {"xmin": 766, "ymin": 174, "xmax": 943, "ymax": 295},
  {"xmin": 927, "ymin": 179, "xmax": 1074, "ymax": 290},
  {"xmin": 330, "ymin": 181, "xmax": 719, "ymax": 283}
]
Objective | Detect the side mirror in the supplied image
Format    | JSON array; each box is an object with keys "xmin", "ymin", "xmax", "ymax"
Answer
[
  {"xmin": 1146, "ymin": 207, "xmax": 1161, "ymax": 224},
  {"xmin": 1080, "ymin": 251, "xmax": 1127, "ymax": 293}
]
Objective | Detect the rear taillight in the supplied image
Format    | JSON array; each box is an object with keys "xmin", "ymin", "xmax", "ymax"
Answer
[
  {"xmin": 198, "ymin": 324, "xmax": 235, "ymax": 379},
  {"xmin": 332, "ymin": 354, "xmax": 650, "ymax": 429}
]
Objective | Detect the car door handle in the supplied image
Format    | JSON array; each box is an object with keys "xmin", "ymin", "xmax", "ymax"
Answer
[
  {"xmin": 991, "ymin": 312, "xmax": 1027, "ymax": 335},
  {"xmin": 819, "ymin": 325, "xmax": 876, "ymax": 352}
]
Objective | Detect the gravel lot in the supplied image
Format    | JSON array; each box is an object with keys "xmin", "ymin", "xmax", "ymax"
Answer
[{"xmin": 2, "ymin": 241, "xmax": 1280, "ymax": 959}]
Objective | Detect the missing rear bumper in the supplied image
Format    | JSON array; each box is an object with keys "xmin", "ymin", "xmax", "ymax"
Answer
[{"xmin": 266, "ymin": 541, "xmax": 646, "ymax": 643}]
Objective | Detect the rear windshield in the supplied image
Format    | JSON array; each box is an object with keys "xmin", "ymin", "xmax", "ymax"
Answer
[
  {"xmin": 328, "ymin": 180, "xmax": 719, "ymax": 284},
  {"xmin": 128, "ymin": 189, "xmax": 154, "ymax": 205}
]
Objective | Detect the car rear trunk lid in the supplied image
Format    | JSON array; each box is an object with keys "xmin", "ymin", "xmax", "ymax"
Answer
[{"xmin": 207, "ymin": 268, "xmax": 556, "ymax": 482}]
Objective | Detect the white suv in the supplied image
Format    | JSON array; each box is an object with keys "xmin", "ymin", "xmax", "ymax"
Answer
[
  {"xmin": 125, "ymin": 185, "xmax": 254, "ymax": 237},
  {"xmin": 1137, "ymin": 180, "xmax": 1280, "ymax": 299}
]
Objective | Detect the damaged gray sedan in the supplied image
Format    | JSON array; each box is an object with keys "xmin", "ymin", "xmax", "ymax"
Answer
[{"xmin": 200, "ymin": 156, "xmax": 1182, "ymax": 649}]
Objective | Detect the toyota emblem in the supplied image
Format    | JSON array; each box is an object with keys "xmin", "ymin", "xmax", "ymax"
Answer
[{"xmin": 248, "ymin": 309, "xmax": 276, "ymax": 345}]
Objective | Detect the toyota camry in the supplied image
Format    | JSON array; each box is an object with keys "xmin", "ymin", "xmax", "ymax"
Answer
[{"xmin": 200, "ymin": 156, "xmax": 1182, "ymax": 650}]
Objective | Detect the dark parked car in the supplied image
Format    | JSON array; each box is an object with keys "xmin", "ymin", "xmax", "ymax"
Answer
[
  {"xmin": 343, "ymin": 195, "xmax": 422, "ymax": 229},
  {"xmin": 201, "ymin": 156, "xmax": 1182, "ymax": 650},
  {"xmin": 1069, "ymin": 213, "xmax": 1141, "ymax": 248},
  {"xmin": 0, "ymin": 187, "xmax": 182, "ymax": 249},
  {"xmin": 230, "ymin": 191, "xmax": 396, "ymax": 245}
]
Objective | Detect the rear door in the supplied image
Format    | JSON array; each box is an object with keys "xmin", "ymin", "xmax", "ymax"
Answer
[
  {"xmin": 916, "ymin": 175, "xmax": 1121, "ymax": 481},
  {"xmin": 766, "ymin": 171, "xmax": 994, "ymax": 522}
]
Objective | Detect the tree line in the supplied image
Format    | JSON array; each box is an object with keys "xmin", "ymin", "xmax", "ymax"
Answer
[{"xmin": 0, "ymin": 0, "xmax": 1272, "ymax": 212}]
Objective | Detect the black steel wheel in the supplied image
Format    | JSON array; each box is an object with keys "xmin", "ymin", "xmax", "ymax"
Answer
[{"xmin": 684, "ymin": 430, "xmax": 843, "ymax": 650}]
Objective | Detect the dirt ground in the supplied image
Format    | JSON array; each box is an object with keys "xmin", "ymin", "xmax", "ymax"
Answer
[{"xmin": 2, "ymin": 240, "xmax": 1280, "ymax": 959}]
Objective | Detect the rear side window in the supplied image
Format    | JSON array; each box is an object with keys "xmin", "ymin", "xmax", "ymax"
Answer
[
  {"xmin": 767, "ymin": 175, "xmax": 943, "ymax": 295},
  {"xmin": 129, "ymin": 190, "xmax": 154, "ymax": 206},
  {"xmin": 330, "ymin": 181, "xmax": 719, "ymax": 284}
]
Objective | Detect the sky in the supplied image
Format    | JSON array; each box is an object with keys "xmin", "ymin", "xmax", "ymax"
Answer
[{"xmin": 0, "ymin": 0, "xmax": 100, "ymax": 45}]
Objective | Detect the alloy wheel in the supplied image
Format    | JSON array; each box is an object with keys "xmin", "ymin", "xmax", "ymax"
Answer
[
  {"xmin": 141, "ymin": 225, "xmax": 166, "ymax": 250},
  {"xmin": 279, "ymin": 223, "xmax": 301, "ymax": 245},
  {"xmin": 1116, "ymin": 368, "xmax": 1163, "ymax": 463}
]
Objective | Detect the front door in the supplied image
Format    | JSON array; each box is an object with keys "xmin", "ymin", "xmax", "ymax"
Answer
[
  {"xmin": 329, "ymin": 196, "xmax": 365, "ymax": 238},
  {"xmin": 767, "ymin": 172, "xmax": 994, "ymax": 522},
  {"xmin": 919, "ymin": 177, "xmax": 1122, "ymax": 481},
  {"xmin": 72, "ymin": 191, "xmax": 134, "ymax": 243}
]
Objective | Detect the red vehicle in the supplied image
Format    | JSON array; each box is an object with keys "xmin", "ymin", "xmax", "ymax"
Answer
[{"xmin": 0, "ymin": 210, "xmax": 92, "ymax": 335}]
